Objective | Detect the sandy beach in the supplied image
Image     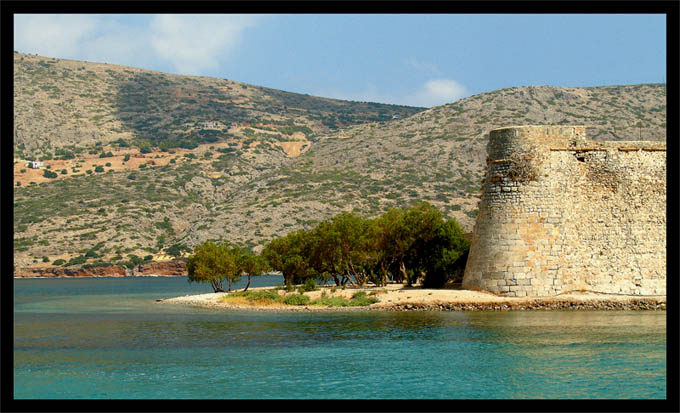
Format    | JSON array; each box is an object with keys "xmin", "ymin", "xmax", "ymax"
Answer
[{"xmin": 160, "ymin": 284, "xmax": 666, "ymax": 312}]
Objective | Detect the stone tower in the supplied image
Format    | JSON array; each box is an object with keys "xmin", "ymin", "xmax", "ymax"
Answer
[{"xmin": 462, "ymin": 125, "xmax": 666, "ymax": 297}]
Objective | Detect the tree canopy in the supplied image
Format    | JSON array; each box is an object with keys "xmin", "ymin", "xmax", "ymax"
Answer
[
  {"xmin": 186, "ymin": 241, "xmax": 235, "ymax": 292},
  {"xmin": 186, "ymin": 241, "xmax": 270, "ymax": 293},
  {"xmin": 262, "ymin": 202, "xmax": 470, "ymax": 288},
  {"xmin": 187, "ymin": 202, "xmax": 469, "ymax": 291}
]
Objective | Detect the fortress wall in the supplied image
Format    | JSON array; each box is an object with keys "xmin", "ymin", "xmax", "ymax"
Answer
[{"xmin": 462, "ymin": 126, "xmax": 666, "ymax": 297}]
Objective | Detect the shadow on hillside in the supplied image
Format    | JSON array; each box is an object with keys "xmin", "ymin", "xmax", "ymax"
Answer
[{"xmin": 111, "ymin": 72, "xmax": 248, "ymax": 146}]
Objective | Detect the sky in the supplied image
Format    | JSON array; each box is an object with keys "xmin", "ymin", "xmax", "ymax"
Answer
[{"xmin": 13, "ymin": 14, "xmax": 667, "ymax": 108}]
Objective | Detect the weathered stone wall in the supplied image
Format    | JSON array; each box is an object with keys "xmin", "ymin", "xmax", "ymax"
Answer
[{"xmin": 462, "ymin": 126, "xmax": 666, "ymax": 297}]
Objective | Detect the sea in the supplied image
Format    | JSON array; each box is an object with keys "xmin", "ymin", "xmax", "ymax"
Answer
[{"xmin": 13, "ymin": 276, "xmax": 666, "ymax": 399}]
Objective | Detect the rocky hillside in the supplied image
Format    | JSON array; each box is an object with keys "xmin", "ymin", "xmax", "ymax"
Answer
[
  {"xmin": 13, "ymin": 53, "xmax": 666, "ymax": 271},
  {"xmin": 258, "ymin": 83, "xmax": 666, "ymax": 227},
  {"xmin": 13, "ymin": 52, "xmax": 423, "ymax": 159}
]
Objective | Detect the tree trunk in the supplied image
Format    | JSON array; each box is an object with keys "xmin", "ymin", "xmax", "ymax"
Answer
[
  {"xmin": 343, "ymin": 265, "xmax": 358, "ymax": 287},
  {"xmin": 211, "ymin": 279, "xmax": 225, "ymax": 293},
  {"xmin": 243, "ymin": 275, "xmax": 251, "ymax": 292},
  {"xmin": 347, "ymin": 259, "xmax": 362, "ymax": 286},
  {"xmin": 400, "ymin": 261, "xmax": 409, "ymax": 286}
]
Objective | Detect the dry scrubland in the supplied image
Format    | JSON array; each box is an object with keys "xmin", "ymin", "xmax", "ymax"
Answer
[{"xmin": 13, "ymin": 53, "xmax": 666, "ymax": 275}]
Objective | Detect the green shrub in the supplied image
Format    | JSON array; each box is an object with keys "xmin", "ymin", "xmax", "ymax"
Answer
[
  {"xmin": 123, "ymin": 154, "xmax": 131, "ymax": 162},
  {"xmin": 312, "ymin": 290, "xmax": 377, "ymax": 307},
  {"xmin": 351, "ymin": 291, "xmax": 367, "ymax": 300},
  {"xmin": 42, "ymin": 256, "xmax": 49, "ymax": 263},
  {"xmin": 298, "ymin": 277, "xmax": 317, "ymax": 292},
  {"xmin": 165, "ymin": 243, "xmax": 189, "ymax": 258},
  {"xmin": 43, "ymin": 170, "xmax": 58, "ymax": 179},
  {"xmin": 60, "ymin": 169, "xmax": 67, "ymax": 175},
  {"xmin": 85, "ymin": 250, "xmax": 99, "ymax": 258},
  {"xmin": 229, "ymin": 290, "xmax": 282, "ymax": 303},
  {"xmin": 94, "ymin": 165, "xmax": 104, "ymax": 173},
  {"xmin": 127, "ymin": 254, "xmax": 144, "ymax": 265},
  {"xmin": 65, "ymin": 255, "xmax": 87, "ymax": 266},
  {"xmin": 349, "ymin": 294, "xmax": 379, "ymax": 306},
  {"xmin": 52, "ymin": 259, "xmax": 66, "ymax": 266},
  {"xmin": 139, "ymin": 142, "xmax": 152, "ymax": 154},
  {"xmin": 283, "ymin": 293, "xmax": 310, "ymax": 306},
  {"xmin": 312, "ymin": 296, "xmax": 350, "ymax": 307}
]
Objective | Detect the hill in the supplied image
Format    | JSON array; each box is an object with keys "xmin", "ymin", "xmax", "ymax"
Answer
[
  {"xmin": 12, "ymin": 53, "xmax": 666, "ymax": 270},
  {"xmin": 13, "ymin": 52, "xmax": 423, "ymax": 158}
]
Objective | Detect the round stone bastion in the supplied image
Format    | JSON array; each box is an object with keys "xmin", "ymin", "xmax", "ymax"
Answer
[{"xmin": 462, "ymin": 125, "xmax": 666, "ymax": 297}]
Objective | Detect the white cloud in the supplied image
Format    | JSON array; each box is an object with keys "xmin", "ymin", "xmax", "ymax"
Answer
[
  {"xmin": 13, "ymin": 14, "xmax": 265, "ymax": 76},
  {"xmin": 14, "ymin": 14, "xmax": 99, "ymax": 58},
  {"xmin": 149, "ymin": 14, "xmax": 262, "ymax": 75},
  {"xmin": 412, "ymin": 79, "xmax": 467, "ymax": 107},
  {"xmin": 315, "ymin": 78, "xmax": 468, "ymax": 108}
]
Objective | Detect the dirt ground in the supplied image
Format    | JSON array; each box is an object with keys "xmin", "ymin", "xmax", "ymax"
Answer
[
  {"xmin": 14, "ymin": 131, "xmax": 311, "ymax": 186},
  {"xmin": 160, "ymin": 283, "xmax": 666, "ymax": 312}
]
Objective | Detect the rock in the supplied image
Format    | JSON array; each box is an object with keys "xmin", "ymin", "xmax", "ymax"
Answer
[
  {"xmin": 14, "ymin": 265, "xmax": 127, "ymax": 278},
  {"xmin": 15, "ymin": 260, "xmax": 187, "ymax": 278},
  {"xmin": 136, "ymin": 260, "xmax": 187, "ymax": 276}
]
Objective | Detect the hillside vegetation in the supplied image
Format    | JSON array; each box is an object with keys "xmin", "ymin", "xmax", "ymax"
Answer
[
  {"xmin": 14, "ymin": 52, "xmax": 422, "ymax": 158},
  {"xmin": 13, "ymin": 53, "xmax": 666, "ymax": 270}
]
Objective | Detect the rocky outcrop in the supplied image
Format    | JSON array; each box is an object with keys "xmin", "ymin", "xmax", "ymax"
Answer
[
  {"xmin": 14, "ymin": 260, "xmax": 187, "ymax": 278},
  {"xmin": 383, "ymin": 299, "xmax": 666, "ymax": 311},
  {"xmin": 134, "ymin": 260, "xmax": 187, "ymax": 277},
  {"xmin": 14, "ymin": 265, "xmax": 127, "ymax": 278}
]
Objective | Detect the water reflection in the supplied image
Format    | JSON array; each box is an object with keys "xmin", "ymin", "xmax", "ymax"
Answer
[{"xmin": 14, "ymin": 278, "xmax": 666, "ymax": 399}]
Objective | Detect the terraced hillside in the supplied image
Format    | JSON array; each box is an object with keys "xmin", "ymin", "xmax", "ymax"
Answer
[{"xmin": 13, "ymin": 53, "xmax": 666, "ymax": 271}]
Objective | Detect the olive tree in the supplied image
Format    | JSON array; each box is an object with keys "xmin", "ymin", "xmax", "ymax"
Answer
[
  {"xmin": 235, "ymin": 247, "xmax": 269, "ymax": 292},
  {"xmin": 186, "ymin": 241, "xmax": 236, "ymax": 292}
]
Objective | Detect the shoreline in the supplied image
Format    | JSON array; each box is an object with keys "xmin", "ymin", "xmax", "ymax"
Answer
[
  {"xmin": 160, "ymin": 285, "xmax": 666, "ymax": 312},
  {"xmin": 13, "ymin": 260, "xmax": 188, "ymax": 279},
  {"xmin": 14, "ymin": 274, "xmax": 186, "ymax": 279}
]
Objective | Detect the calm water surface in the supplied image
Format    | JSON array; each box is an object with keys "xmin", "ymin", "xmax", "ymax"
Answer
[{"xmin": 14, "ymin": 277, "xmax": 666, "ymax": 399}]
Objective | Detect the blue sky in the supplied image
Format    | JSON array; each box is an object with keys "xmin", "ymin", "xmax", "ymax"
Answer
[{"xmin": 13, "ymin": 14, "xmax": 666, "ymax": 107}]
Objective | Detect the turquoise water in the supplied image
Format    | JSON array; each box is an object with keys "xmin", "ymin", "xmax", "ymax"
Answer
[{"xmin": 14, "ymin": 277, "xmax": 666, "ymax": 399}]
